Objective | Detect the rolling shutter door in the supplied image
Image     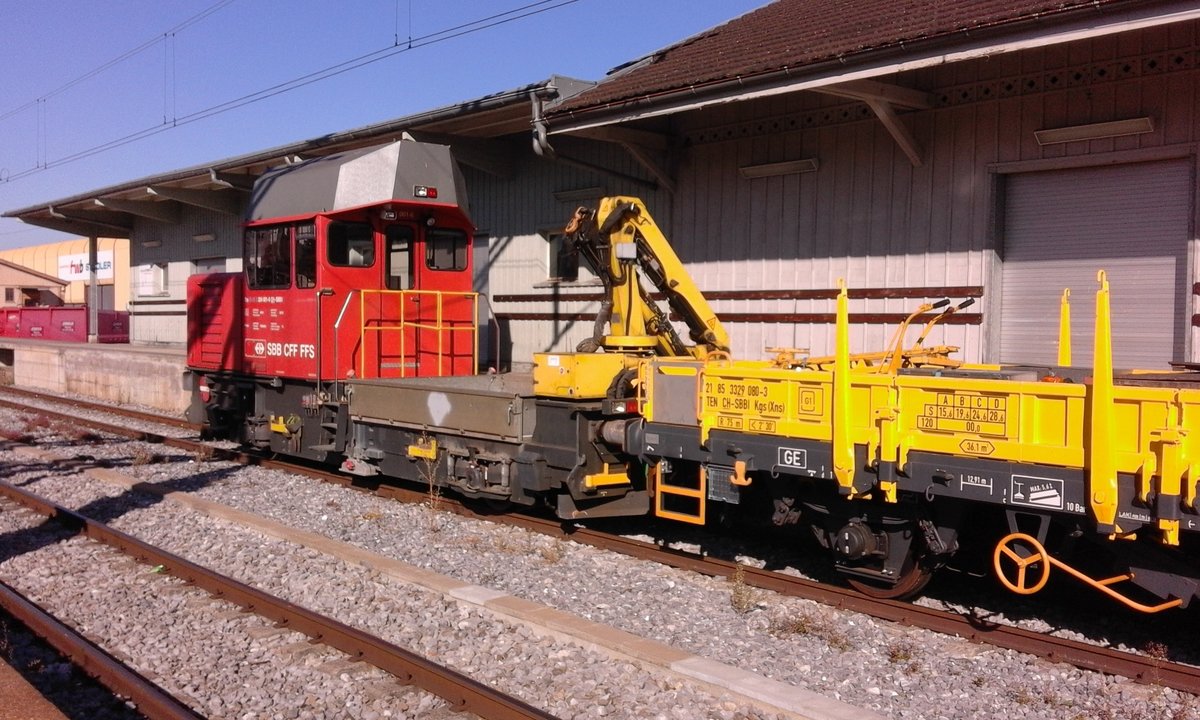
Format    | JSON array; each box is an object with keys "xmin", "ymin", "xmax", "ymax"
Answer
[{"xmin": 999, "ymin": 160, "xmax": 1192, "ymax": 368}]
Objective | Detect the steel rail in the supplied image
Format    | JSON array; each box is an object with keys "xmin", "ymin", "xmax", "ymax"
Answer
[
  {"xmin": 0, "ymin": 577, "xmax": 204, "ymax": 720},
  {"xmin": 0, "ymin": 482, "xmax": 557, "ymax": 720},
  {"xmin": 0, "ymin": 386, "xmax": 199, "ymax": 431},
  {"xmin": 376, "ymin": 487, "xmax": 1200, "ymax": 695},
  {"xmin": 4, "ymin": 392, "xmax": 1199, "ymax": 694}
]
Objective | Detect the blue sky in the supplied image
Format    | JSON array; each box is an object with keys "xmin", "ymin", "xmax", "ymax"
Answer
[{"xmin": 0, "ymin": 0, "xmax": 767, "ymax": 249}]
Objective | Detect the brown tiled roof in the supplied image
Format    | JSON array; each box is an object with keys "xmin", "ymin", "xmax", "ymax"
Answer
[{"xmin": 549, "ymin": 0, "xmax": 1143, "ymax": 117}]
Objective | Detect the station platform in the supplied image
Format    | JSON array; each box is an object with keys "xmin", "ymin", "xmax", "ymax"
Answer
[
  {"xmin": 0, "ymin": 656, "xmax": 70, "ymax": 720},
  {"xmin": 0, "ymin": 338, "xmax": 189, "ymax": 414}
]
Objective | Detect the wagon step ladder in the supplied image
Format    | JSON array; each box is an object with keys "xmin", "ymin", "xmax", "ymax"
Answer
[{"xmin": 653, "ymin": 462, "xmax": 706, "ymax": 525}]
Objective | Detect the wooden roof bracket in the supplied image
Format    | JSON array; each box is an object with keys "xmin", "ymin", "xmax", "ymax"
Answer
[
  {"xmin": 864, "ymin": 98, "xmax": 925, "ymax": 167},
  {"xmin": 817, "ymin": 79, "xmax": 931, "ymax": 167}
]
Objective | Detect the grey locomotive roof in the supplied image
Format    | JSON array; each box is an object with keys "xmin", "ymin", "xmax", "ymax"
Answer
[{"xmin": 246, "ymin": 140, "xmax": 469, "ymax": 223}]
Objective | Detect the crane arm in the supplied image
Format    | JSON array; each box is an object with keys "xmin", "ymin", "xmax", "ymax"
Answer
[{"xmin": 565, "ymin": 197, "xmax": 730, "ymax": 357}]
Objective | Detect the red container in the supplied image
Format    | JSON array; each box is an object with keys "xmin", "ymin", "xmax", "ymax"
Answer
[{"xmin": 96, "ymin": 310, "xmax": 130, "ymax": 343}]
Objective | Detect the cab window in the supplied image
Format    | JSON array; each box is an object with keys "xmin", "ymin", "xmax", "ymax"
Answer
[
  {"xmin": 328, "ymin": 221, "xmax": 375, "ymax": 267},
  {"xmin": 426, "ymin": 228, "xmax": 467, "ymax": 271},
  {"xmin": 295, "ymin": 222, "xmax": 317, "ymax": 289},
  {"xmin": 246, "ymin": 225, "xmax": 291, "ymax": 289},
  {"xmin": 386, "ymin": 225, "xmax": 414, "ymax": 290}
]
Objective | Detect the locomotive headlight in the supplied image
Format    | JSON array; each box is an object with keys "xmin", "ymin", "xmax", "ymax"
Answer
[{"xmin": 414, "ymin": 185, "xmax": 438, "ymax": 199}]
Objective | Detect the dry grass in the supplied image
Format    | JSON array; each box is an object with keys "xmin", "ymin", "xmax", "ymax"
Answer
[
  {"xmin": 729, "ymin": 565, "xmax": 756, "ymax": 614},
  {"xmin": 768, "ymin": 608, "xmax": 852, "ymax": 651},
  {"xmin": 539, "ymin": 541, "xmax": 566, "ymax": 564},
  {"xmin": 130, "ymin": 446, "xmax": 164, "ymax": 466},
  {"xmin": 886, "ymin": 639, "xmax": 916, "ymax": 664}
]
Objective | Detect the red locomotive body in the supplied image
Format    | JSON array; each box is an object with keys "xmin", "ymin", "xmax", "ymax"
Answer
[{"xmin": 187, "ymin": 140, "xmax": 478, "ymax": 455}]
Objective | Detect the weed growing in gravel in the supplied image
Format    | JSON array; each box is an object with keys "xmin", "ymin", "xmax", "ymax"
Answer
[
  {"xmin": 1009, "ymin": 687, "xmax": 1038, "ymax": 706},
  {"xmin": 768, "ymin": 612, "xmax": 816, "ymax": 636},
  {"xmin": 1172, "ymin": 698, "xmax": 1199, "ymax": 720},
  {"xmin": 539, "ymin": 541, "xmax": 566, "ymax": 564},
  {"xmin": 729, "ymin": 565, "xmax": 756, "ymax": 614},
  {"xmin": 415, "ymin": 434, "xmax": 443, "ymax": 532},
  {"xmin": 886, "ymin": 639, "xmax": 916, "ymax": 664},
  {"xmin": 361, "ymin": 510, "xmax": 383, "ymax": 521},
  {"xmin": 130, "ymin": 447, "xmax": 164, "ymax": 465},
  {"xmin": 767, "ymin": 609, "xmax": 854, "ymax": 651},
  {"xmin": 191, "ymin": 445, "xmax": 215, "ymax": 462},
  {"xmin": 1143, "ymin": 640, "xmax": 1170, "ymax": 660}
]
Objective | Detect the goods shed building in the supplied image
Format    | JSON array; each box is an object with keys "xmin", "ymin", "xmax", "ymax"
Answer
[{"xmin": 7, "ymin": 1, "xmax": 1200, "ymax": 370}]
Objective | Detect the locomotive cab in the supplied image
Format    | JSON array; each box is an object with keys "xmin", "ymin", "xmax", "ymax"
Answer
[{"xmin": 187, "ymin": 140, "xmax": 477, "ymax": 458}]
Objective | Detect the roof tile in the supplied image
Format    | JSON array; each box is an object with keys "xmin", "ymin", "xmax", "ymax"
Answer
[{"xmin": 549, "ymin": 0, "xmax": 1135, "ymax": 115}]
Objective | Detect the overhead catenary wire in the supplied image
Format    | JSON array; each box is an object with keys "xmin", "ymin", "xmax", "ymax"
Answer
[
  {"xmin": 0, "ymin": 0, "xmax": 239, "ymax": 124},
  {"xmin": 0, "ymin": 0, "xmax": 580, "ymax": 185}
]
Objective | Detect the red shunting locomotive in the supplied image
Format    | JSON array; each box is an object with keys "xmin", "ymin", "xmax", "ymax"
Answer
[{"xmin": 187, "ymin": 140, "xmax": 478, "ymax": 457}]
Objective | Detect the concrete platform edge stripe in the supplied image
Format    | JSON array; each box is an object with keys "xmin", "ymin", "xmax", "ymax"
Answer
[
  {"xmin": 669, "ymin": 657, "xmax": 886, "ymax": 720},
  {"xmin": 61, "ymin": 462, "xmax": 871, "ymax": 720}
]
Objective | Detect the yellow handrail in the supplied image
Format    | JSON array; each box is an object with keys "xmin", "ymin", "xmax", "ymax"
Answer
[{"xmin": 358, "ymin": 289, "xmax": 478, "ymax": 379}]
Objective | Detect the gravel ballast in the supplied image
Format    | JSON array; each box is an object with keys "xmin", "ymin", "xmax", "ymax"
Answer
[{"xmin": 1, "ymin": 401, "xmax": 1198, "ymax": 719}]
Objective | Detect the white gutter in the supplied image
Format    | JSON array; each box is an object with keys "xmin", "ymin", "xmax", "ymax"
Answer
[{"xmin": 549, "ymin": 2, "xmax": 1200, "ymax": 134}]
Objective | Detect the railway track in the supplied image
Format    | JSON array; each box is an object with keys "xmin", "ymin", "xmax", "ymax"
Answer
[
  {"xmin": 0, "ymin": 577, "xmax": 197, "ymax": 720},
  {"xmin": 2, "ymin": 386, "xmax": 1199, "ymax": 697},
  {"xmin": 0, "ymin": 480, "xmax": 553, "ymax": 720}
]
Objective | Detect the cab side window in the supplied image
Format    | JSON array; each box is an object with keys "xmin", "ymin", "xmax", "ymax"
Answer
[
  {"xmin": 246, "ymin": 225, "xmax": 292, "ymax": 289},
  {"xmin": 295, "ymin": 222, "xmax": 317, "ymax": 289},
  {"xmin": 426, "ymin": 228, "xmax": 467, "ymax": 271},
  {"xmin": 328, "ymin": 221, "xmax": 375, "ymax": 267}
]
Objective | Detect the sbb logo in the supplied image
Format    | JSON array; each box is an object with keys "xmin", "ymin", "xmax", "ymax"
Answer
[{"xmin": 777, "ymin": 447, "xmax": 807, "ymax": 469}]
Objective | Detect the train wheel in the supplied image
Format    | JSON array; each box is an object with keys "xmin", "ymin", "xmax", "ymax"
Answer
[{"xmin": 845, "ymin": 555, "xmax": 933, "ymax": 599}]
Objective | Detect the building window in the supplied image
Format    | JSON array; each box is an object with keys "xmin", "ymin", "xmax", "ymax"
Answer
[
  {"xmin": 545, "ymin": 232, "xmax": 579, "ymax": 282},
  {"xmin": 193, "ymin": 257, "xmax": 226, "ymax": 274},
  {"xmin": 426, "ymin": 228, "xmax": 468, "ymax": 271},
  {"xmin": 137, "ymin": 263, "xmax": 169, "ymax": 296},
  {"xmin": 3, "ymin": 288, "xmax": 12, "ymax": 303}
]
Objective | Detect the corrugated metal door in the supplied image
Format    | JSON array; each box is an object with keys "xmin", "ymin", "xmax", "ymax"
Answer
[{"xmin": 999, "ymin": 160, "xmax": 1192, "ymax": 368}]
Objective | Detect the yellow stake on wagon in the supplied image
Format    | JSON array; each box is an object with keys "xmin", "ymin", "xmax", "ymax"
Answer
[
  {"xmin": 833, "ymin": 279, "xmax": 856, "ymax": 495},
  {"xmin": 1088, "ymin": 270, "xmax": 1118, "ymax": 533},
  {"xmin": 1057, "ymin": 288, "xmax": 1071, "ymax": 367}
]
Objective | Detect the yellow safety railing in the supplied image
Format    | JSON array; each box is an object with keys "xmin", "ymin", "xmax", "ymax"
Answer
[{"xmin": 358, "ymin": 289, "xmax": 478, "ymax": 379}]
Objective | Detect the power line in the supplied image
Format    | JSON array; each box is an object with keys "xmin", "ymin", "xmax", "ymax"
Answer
[
  {"xmin": 1, "ymin": 0, "xmax": 581, "ymax": 184},
  {"xmin": 0, "ymin": 0, "xmax": 239, "ymax": 124}
]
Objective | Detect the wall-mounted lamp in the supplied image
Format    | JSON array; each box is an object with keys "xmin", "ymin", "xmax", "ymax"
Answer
[
  {"xmin": 1034, "ymin": 117, "xmax": 1154, "ymax": 145},
  {"xmin": 192, "ymin": 233, "xmax": 215, "ymax": 243},
  {"xmin": 739, "ymin": 158, "xmax": 819, "ymax": 179},
  {"xmin": 141, "ymin": 239, "xmax": 162, "ymax": 248}
]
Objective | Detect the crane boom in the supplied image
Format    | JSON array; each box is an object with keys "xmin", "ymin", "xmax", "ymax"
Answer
[{"xmin": 564, "ymin": 197, "xmax": 729, "ymax": 358}]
